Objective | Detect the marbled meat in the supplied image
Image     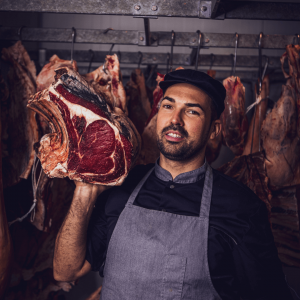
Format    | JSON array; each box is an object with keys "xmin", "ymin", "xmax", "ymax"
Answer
[{"xmin": 28, "ymin": 66, "xmax": 141, "ymax": 185}]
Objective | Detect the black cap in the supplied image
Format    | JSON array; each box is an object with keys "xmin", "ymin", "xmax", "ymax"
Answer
[{"xmin": 159, "ymin": 69, "xmax": 226, "ymax": 117}]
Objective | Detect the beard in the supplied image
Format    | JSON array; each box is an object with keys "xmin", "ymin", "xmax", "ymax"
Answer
[{"xmin": 157, "ymin": 124, "xmax": 210, "ymax": 161}]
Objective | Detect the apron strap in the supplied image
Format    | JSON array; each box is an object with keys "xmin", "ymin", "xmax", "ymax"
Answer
[
  {"xmin": 199, "ymin": 164, "xmax": 213, "ymax": 219},
  {"xmin": 126, "ymin": 167, "xmax": 155, "ymax": 206}
]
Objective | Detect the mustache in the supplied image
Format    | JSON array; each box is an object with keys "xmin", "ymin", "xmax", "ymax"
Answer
[{"xmin": 161, "ymin": 125, "xmax": 188, "ymax": 138}]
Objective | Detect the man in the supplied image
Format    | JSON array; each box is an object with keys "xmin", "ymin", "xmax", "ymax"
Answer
[{"xmin": 53, "ymin": 70, "xmax": 293, "ymax": 300}]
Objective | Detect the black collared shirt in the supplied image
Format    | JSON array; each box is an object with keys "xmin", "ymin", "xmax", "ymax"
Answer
[{"xmin": 86, "ymin": 162, "xmax": 292, "ymax": 300}]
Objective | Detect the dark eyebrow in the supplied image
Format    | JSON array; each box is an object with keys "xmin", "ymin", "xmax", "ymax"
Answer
[
  {"xmin": 162, "ymin": 96, "xmax": 175, "ymax": 102},
  {"xmin": 185, "ymin": 103, "xmax": 204, "ymax": 112},
  {"xmin": 162, "ymin": 96, "xmax": 204, "ymax": 112}
]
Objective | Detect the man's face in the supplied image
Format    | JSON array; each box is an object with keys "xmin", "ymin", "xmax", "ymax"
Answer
[{"xmin": 156, "ymin": 83, "xmax": 217, "ymax": 161}]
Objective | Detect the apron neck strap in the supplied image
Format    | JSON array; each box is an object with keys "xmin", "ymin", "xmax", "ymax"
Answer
[
  {"xmin": 127, "ymin": 167, "xmax": 155, "ymax": 205},
  {"xmin": 199, "ymin": 164, "xmax": 213, "ymax": 219}
]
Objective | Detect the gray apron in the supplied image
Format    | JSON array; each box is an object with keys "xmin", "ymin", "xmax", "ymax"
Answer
[{"xmin": 100, "ymin": 164, "xmax": 221, "ymax": 300}]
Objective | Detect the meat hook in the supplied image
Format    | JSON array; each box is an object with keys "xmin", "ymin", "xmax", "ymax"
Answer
[
  {"xmin": 166, "ymin": 52, "xmax": 170, "ymax": 74},
  {"xmin": 138, "ymin": 51, "xmax": 143, "ymax": 69},
  {"xmin": 232, "ymin": 33, "xmax": 238, "ymax": 77},
  {"xmin": 18, "ymin": 26, "xmax": 25, "ymax": 41},
  {"xmin": 70, "ymin": 27, "xmax": 76, "ymax": 64},
  {"xmin": 103, "ymin": 28, "xmax": 113, "ymax": 34},
  {"xmin": 195, "ymin": 30, "xmax": 202, "ymax": 71},
  {"xmin": 170, "ymin": 30, "xmax": 175, "ymax": 72},
  {"xmin": 209, "ymin": 53, "xmax": 215, "ymax": 70},
  {"xmin": 87, "ymin": 49, "xmax": 94, "ymax": 73},
  {"xmin": 258, "ymin": 32, "xmax": 263, "ymax": 94},
  {"xmin": 261, "ymin": 57, "xmax": 269, "ymax": 81},
  {"xmin": 103, "ymin": 43, "xmax": 115, "ymax": 74},
  {"xmin": 296, "ymin": 34, "xmax": 300, "ymax": 45}
]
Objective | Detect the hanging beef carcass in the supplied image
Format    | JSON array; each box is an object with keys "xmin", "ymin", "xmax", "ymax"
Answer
[
  {"xmin": 125, "ymin": 69, "xmax": 152, "ymax": 135},
  {"xmin": 220, "ymin": 76, "xmax": 248, "ymax": 156},
  {"xmin": 36, "ymin": 54, "xmax": 78, "ymax": 92},
  {"xmin": 218, "ymin": 151, "xmax": 271, "ymax": 212},
  {"xmin": 145, "ymin": 73, "xmax": 165, "ymax": 127},
  {"xmin": 83, "ymin": 55, "xmax": 127, "ymax": 112},
  {"xmin": 28, "ymin": 62, "xmax": 141, "ymax": 185},
  {"xmin": 243, "ymin": 76, "xmax": 269, "ymax": 156},
  {"xmin": 0, "ymin": 75, "xmax": 12, "ymax": 300},
  {"xmin": 5, "ymin": 177, "xmax": 75, "ymax": 300},
  {"xmin": 1, "ymin": 41, "xmax": 39, "ymax": 188},
  {"xmin": 136, "ymin": 73, "xmax": 165, "ymax": 165},
  {"xmin": 261, "ymin": 45, "xmax": 300, "ymax": 188}
]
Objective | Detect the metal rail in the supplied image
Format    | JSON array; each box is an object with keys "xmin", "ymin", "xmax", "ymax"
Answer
[
  {"xmin": 29, "ymin": 49, "xmax": 282, "ymax": 69},
  {"xmin": 77, "ymin": 66, "xmax": 285, "ymax": 82},
  {"xmin": 1, "ymin": 1, "xmax": 300, "ymax": 21},
  {"xmin": 1, "ymin": 27, "xmax": 298, "ymax": 49}
]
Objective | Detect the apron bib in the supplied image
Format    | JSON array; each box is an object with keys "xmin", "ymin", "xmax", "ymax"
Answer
[{"xmin": 100, "ymin": 165, "xmax": 221, "ymax": 300}]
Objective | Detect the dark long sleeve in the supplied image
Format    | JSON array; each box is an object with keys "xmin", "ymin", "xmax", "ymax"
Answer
[{"xmin": 233, "ymin": 201, "xmax": 293, "ymax": 300}]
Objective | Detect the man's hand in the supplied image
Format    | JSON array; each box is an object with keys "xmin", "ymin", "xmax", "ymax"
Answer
[
  {"xmin": 74, "ymin": 180, "xmax": 112, "ymax": 199},
  {"xmin": 53, "ymin": 181, "xmax": 112, "ymax": 282}
]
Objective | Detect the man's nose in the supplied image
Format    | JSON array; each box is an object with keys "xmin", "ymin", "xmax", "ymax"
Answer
[{"xmin": 171, "ymin": 109, "xmax": 184, "ymax": 126}]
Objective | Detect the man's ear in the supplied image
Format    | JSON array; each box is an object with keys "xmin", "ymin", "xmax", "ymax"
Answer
[{"xmin": 209, "ymin": 120, "xmax": 222, "ymax": 140}]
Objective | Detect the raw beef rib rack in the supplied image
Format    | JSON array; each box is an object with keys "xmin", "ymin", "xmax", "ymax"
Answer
[{"xmin": 28, "ymin": 66, "xmax": 141, "ymax": 186}]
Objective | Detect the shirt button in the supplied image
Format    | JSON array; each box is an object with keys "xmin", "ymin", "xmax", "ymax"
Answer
[{"xmin": 170, "ymin": 185, "xmax": 175, "ymax": 189}]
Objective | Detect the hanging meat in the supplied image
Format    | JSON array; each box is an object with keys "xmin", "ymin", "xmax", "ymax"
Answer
[
  {"xmin": 220, "ymin": 76, "xmax": 248, "ymax": 156},
  {"xmin": 36, "ymin": 54, "xmax": 78, "ymax": 92},
  {"xmin": 0, "ymin": 76, "xmax": 12, "ymax": 300},
  {"xmin": 270, "ymin": 185, "xmax": 300, "ymax": 268},
  {"xmin": 126, "ymin": 69, "xmax": 151, "ymax": 135},
  {"xmin": 261, "ymin": 44, "xmax": 300, "ymax": 188},
  {"xmin": 218, "ymin": 151, "xmax": 271, "ymax": 212},
  {"xmin": 243, "ymin": 76, "xmax": 269, "ymax": 156},
  {"xmin": 5, "ymin": 177, "xmax": 75, "ymax": 300},
  {"xmin": 137, "ymin": 73, "xmax": 165, "ymax": 165},
  {"xmin": 1, "ymin": 41, "xmax": 39, "ymax": 188},
  {"xmin": 28, "ymin": 64, "xmax": 141, "ymax": 186},
  {"xmin": 261, "ymin": 84, "xmax": 300, "ymax": 188},
  {"xmin": 83, "ymin": 55, "xmax": 127, "ymax": 112},
  {"xmin": 145, "ymin": 72, "xmax": 165, "ymax": 126}
]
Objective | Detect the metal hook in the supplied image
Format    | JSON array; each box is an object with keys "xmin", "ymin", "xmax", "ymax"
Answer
[
  {"xmin": 103, "ymin": 44, "xmax": 115, "ymax": 74},
  {"xmin": 258, "ymin": 32, "xmax": 263, "ymax": 94},
  {"xmin": 262, "ymin": 57, "xmax": 269, "ymax": 82},
  {"xmin": 103, "ymin": 28, "xmax": 113, "ymax": 34},
  {"xmin": 70, "ymin": 27, "xmax": 76, "ymax": 64},
  {"xmin": 209, "ymin": 53, "xmax": 215, "ymax": 70},
  {"xmin": 166, "ymin": 53, "xmax": 170, "ymax": 74},
  {"xmin": 18, "ymin": 26, "xmax": 25, "ymax": 41},
  {"xmin": 87, "ymin": 49, "xmax": 94, "ymax": 73},
  {"xmin": 117, "ymin": 50, "xmax": 121, "ymax": 62},
  {"xmin": 232, "ymin": 32, "xmax": 238, "ymax": 77},
  {"xmin": 296, "ymin": 34, "xmax": 300, "ymax": 45},
  {"xmin": 108, "ymin": 43, "xmax": 115, "ymax": 55},
  {"xmin": 195, "ymin": 30, "xmax": 202, "ymax": 71},
  {"xmin": 138, "ymin": 51, "xmax": 143, "ymax": 69},
  {"xmin": 170, "ymin": 31, "xmax": 175, "ymax": 72}
]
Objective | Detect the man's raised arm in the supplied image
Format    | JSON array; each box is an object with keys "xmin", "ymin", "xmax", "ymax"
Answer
[{"xmin": 53, "ymin": 182, "xmax": 109, "ymax": 282}]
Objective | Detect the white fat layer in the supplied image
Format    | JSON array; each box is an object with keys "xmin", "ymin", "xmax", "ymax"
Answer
[
  {"xmin": 48, "ymin": 84, "xmax": 128, "ymax": 178},
  {"xmin": 51, "ymin": 162, "xmax": 68, "ymax": 174}
]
